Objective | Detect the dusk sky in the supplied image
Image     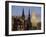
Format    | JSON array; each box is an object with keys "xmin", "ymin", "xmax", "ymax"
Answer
[{"xmin": 12, "ymin": 6, "xmax": 41, "ymax": 16}]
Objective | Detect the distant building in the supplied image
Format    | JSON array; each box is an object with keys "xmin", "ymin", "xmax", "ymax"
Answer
[
  {"xmin": 31, "ymin": 11, "xmax": 41, "ymax": 29},
  {"xmin": 31, "ymin": 11, "xmax": 37, "ymax": 27}
]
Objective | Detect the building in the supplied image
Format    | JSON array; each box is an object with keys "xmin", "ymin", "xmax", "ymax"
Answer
[
  {"xmin": 12, "ymin": 8, "xmax": 41, "ymax": 31},
  {"xmin": 31, "ymin": 11, "xmax": 41, "ymax": 30},
  {"xmin": 27, "ymin": 9, "xmax": 32, "ymax": 30}
]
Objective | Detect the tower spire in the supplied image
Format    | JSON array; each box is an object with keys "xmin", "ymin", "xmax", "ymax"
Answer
[
  {"xmin": 28, "ymin": 8, "xmax": 30, "ymax": 20},
  {"xmin": 22, "ymin": 8, "xmax": 25, "ymax": 20},
  {"xmin": 27, "ymin": 8, "xmax": 32, "ymax": 30},
  {"xmin": 22, "ymin": 8, "xmax": 24, "ymax": 17}
]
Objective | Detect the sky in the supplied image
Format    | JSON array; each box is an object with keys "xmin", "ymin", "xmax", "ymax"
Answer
[{"xmin": 12, "ymin": 6, "xmax": 41, "ymax": 16}]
